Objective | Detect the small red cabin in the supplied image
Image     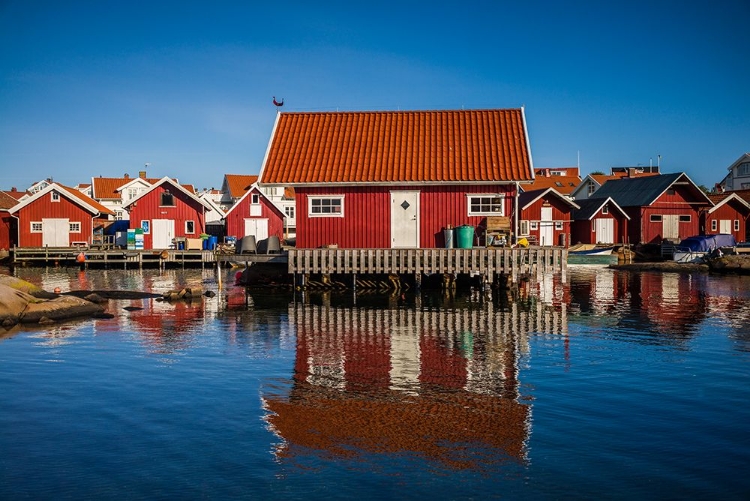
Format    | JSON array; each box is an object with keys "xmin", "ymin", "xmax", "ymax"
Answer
[
  {"xmin": 571, "ymin": 197, "xmax": 630, "ymax": 245},
  {"xmin": 9, "ymin": 183, "xmax": 113, "ymax": 247},
  {"xmin": 518, "ymin": 188, "xmax": 579, "ymax": 247},
  {"xmin": 124, "ymin": 177, "xmax": 212, "ymax": 250},
  {"xmin": 704, "ymin": 193, "xmax": 750, "ymax": 243},
  {"xmin": 224, "ymin": 183, "xmax": 286, "ymax": 244},
  {"xmin": 258, "ymin": 109, "xmax": 535, "ymax": 249}
]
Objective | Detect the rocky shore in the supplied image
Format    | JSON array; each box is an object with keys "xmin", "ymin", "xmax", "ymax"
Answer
[{"xmin": 610, "ymin": 254, "xmax": 750, "ymax": 274}]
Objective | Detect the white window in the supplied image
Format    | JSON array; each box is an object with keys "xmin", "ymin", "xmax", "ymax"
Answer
[
  {"xmin": 284, "ymin": 205, "xmax": 295, "ymax": 219},
  {"xmin": 735, "ymin": 220, "xmax": 740, "ymax": 231},
  {"xmin": 115, "ymin": 211, "xmax": 124, "ymax": 221},
  {"xmin": 711, "ymin": 220, "xmax": 717, "ymax": 231},
  {"xmin": 530, "ymin": 221, "xmax": 539, "ymax": 230},
  {"xmin": 602, "ymin": 205, "xmax": 609, "ymax": 215},
  {"xmin": 251, "ymin": 193, "xmax": 260, "ymax": 205},
  {"xmin": 31, "ymin": 222, "xmax": 42, "ymax": 233},
  {"xmin": 737, "ymin": 162, "xmax": 750, "ymax": 177},
  {"xmin": 309, "ymin": 196, "xmax": 344, "ymax": 217},
  {"xmin": 555, "ymin": 221, "xmax": 563, "ymax": 230},
  {"xmin": 185, "ymin": 221, "xmax": 195, "ymax": 234},
  {"xmin": 69, "ymin": 222, "xmax": 81, "ymax": 233},
  {"xmin": 51, "ymin": 191, "xmax": 60, "ymax": 202},
  {"xmin": 587, "ymin": 182, "xmax": 596, "ymax": 196},
  {"xmin": 519, "ymin": 220, "xmax": 529, "ymax": 236},
  {"xmin": 141, "ymin": 220, "xmax": 150, "ymax": 234},
  {"xmin": 467, "ymin": 194, "xmax": 505, "ymax": 216}
]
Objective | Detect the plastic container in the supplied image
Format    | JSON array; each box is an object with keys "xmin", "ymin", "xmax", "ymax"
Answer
[
  {"xmin": 456, "ymin": 225, "xmax": 474, "ymax": 249},
  {"xmin": 444, "ymin": 228, "xmax": 454, "ymax": 248},
  {"xmin": 208, "ymin": 236, "xmax": 218, "ymax": 250}
]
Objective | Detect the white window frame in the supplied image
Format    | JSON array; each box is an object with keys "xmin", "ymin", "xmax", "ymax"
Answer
[
  {"xmin": 530, "ymin": 221, "xmax": 539, "ymax": 231},
  {"xmin": 51, "ymin": 191, "xmax": 60, "ymax": 202},
  {"xmin": 735, "ymin": 220, "xmax": 740, "ymax": 232},
  {"xmin": 141, "ymin": 220, "xmax": 150, "ymax": 234},
  {"xmin": 308, "ymin": 195, "xmax": 344, "ymax": 217},
  {"xmin": 69, "ymin": 222, "xmax": 81, "ymax": 233},
  {"xmin": 519, "ymin": 220, "xmax": 529, "ymax": 236},
  {"xmin": 185, "ymin": 220, "xmax": 195, "ymax": 234},
  {"xmin": 251, "ymin": 193, "xmax": 260, "ymax": 205},
  {"xmin": 31, "ymin": 222, "xmax": 42, "ymax": 233},
  {"xmin": 467, "ymin": 194, "xmax": 505, "ymax": 216},
  {"xmin": 554, "ymin": 221, "xmax": 563, "ymax": 230},
  {"xmin": 711, "ymin": 220, "xmax": 717, "ymax": 231},
  {"xmin": 679, "ymin": 215, "xmax": 691, "ymax": 223},
  {"xmin": 650, "ymin": 215, "xmax": 662, "ymax": 222},
  {"xmin": 284, "ymin": 205, "xmax": 295, "ymax": 219},
  {"xmin": 602, "ymin": 206, "xmax": 609, "ymax": 215},
  {"xmin": 737, "ymin": 162, "xmax": 750, "ymax": 177}
]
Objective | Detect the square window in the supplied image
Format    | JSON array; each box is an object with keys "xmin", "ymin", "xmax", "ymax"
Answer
[
  {"xmin": 31, "ymin": 222, "xmax": 42, "ymax": 233},
  {"xmin": 161, "ymin": 191, "xmax": 175, "ymax": 206},
  {"xmin": 530, "ymin": 221, "xmax": 539, "ymax": 230},
  {"xmin": 185, "ymin": 221, "xmax": 195, "ymax": 234},
  {"xmin": 467, "ymin": 194, "xmax": 504, "ymax": 216},
  {"xmin": 554, "ymin": 221, "xmax": 563, "ymax": 230},
  {"xmin": 309, "ymin": 196, "xmax": 344, "ymax": 217},
  {"xmin": 69, "ymin": 222, "xmax": 81, "ymax": 233}
]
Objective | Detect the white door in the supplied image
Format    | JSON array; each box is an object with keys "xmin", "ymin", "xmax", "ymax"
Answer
[
  {"xmin": 663, "ymin": 215, "xmax": 679, "ymax": 240},
  {"xmin": 595, "ymin": 218, "xmax": 615, "ymax": 244},
  {"xmin": 244, "ymin": 218, "xmax": 268, "ymax": 240},
  {"xmin": 42, "ymin": 218, "xmax": 69, "ymax": 247},
  {"xmin": 152, "ymin": 219, "xmax": 175, "ymax": 249},
  {"xmin": 390, "ymin": 191, "xmax": 419, "ymax": 248},
  {"xmin": 719, "ymin": 220, "xmax": 731, "ymax": 234},
  {"xmin": 540, "ymin": 207, "xmax": 554, "ymax": 246}
]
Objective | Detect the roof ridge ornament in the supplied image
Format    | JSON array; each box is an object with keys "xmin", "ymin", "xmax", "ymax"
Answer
[{"xmin": 273, "ymin": 96, "xmax": 284, "ymax": 107}]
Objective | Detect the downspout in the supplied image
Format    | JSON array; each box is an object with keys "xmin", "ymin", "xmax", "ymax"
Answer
[{"xmin": 514, "ymin": 182, "xmax": 520, "ymax": 245}]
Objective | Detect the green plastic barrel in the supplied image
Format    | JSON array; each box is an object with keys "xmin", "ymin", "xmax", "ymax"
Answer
[{"xmin": 456, "ymin": 225, "xmax": 474, "ymax": 249}]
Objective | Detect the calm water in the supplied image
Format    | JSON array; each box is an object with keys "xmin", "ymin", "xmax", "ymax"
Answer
[{"xmin": 1, "ymin": 265, "xmax": 749, "ymax": 500}]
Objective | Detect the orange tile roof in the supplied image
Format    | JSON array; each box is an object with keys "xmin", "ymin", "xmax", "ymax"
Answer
[
  {"xmin": 0, "ymin": 191, "xmax": 18, "ymax": 210},
  {"xmin": 524, "ymin": 175, "xmax": 581, "ymax": 194},
  {"xmin": 261, "ymin": 109, "xmax": 534, "ymax": 185},
  {"xmin": 59, "ymin": 184, "xmax": 115, "ymax": 216},
  {"xmin": 91, "ymin": 175, "xmax": 160, "ymax": 199},
  {"xmin": 1, "ymin": 189, "xmax": 28, "ymax": 201},
  {"xmin": 224, "ymin": 174, "xmax": 258, "ymax": 199}
]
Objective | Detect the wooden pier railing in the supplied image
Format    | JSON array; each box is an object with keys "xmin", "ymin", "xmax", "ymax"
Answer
[{"xmin": 288, "ymin": 247, "xmax": 567, "ymax": 282}]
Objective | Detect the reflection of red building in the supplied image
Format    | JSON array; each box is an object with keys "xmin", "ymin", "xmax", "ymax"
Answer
[{"xmin": 262, "ymin": 305, "xmax": 568, "ymax": 468}]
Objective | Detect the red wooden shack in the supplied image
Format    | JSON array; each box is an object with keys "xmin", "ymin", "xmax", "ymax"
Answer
[
  {"xmin": 518, "ymin": 188, "xmax": 579, "ymax": 247},
  {"xmin": 223, "ymin": 183, "xmax": 286, "ymax": 243},
  {"xmin": 123, "ymin": 177, "xmax": 212, "ymax": 250},
  {"xmin": 570, "ymin": 196, "xmax": 630, "ymax": 245},
  {"xmin": 8, "ymin": 183, "xmax": 114, "ymax": 247},
  {"xmin": 589, "ymin": 173, "xmax": 712, "ymax": 245},
  {"xmin": 0, "ymin": 191, "xmax": 20, "ymax": 250},
  {"xmin": 704, "ymin": 193, "xmax": 750, "ymax": 242},
  {"xmin": 258, "ymin": 109, "xmax": 535, "ymax": 249}
]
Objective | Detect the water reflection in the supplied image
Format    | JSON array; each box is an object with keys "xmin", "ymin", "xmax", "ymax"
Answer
[{"xmin": 261, "ymin": 295, "xmax": 567, "ymax": 470}]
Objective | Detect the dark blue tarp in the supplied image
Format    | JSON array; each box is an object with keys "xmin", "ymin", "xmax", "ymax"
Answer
[{"xmin": 677, "ymin": 234, "xmax": 736, "ymax": 252}]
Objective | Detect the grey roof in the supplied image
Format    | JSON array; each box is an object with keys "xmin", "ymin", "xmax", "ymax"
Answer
[
  {"xmin": 572, "ymin": 197, "xmax": 629, "ymax": 220},
  {"xmin": 589, "ymin": 172, "xmax": 710, "ymax": 207}
]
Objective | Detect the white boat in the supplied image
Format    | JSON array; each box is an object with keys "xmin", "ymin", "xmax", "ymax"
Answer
[{"xmin": 673, "ymin": 234, "xmax": 736, "ymax": 263}]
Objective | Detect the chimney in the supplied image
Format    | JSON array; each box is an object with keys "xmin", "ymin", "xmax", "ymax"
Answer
[
  {"xmin": 544, "ymin": 169, "xmax": 551, "ymax": 177},
  {"xmin": 124, "ymin": 173, "xmax": 129, "ymax": 179},
  {"xmin": 139, "ymin": 171, "xmax": 147, "ymax": 179},
  {"xmin": 11, "ymin": 187, "xmax": 17, "ymax": 192},
  {"xmin": 628, "ymin": 168, "xmax": 636, "ymax": 177}
]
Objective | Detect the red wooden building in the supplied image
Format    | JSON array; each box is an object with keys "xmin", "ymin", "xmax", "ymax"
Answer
[
  {"xmin": 570, "ymin": 197, "xmax": 630, "ymax": 245},
  {"xmin": 224, "ymin": 183, "xmax": 286, "ymax": 243},
  {"xmin": 589, "ymin": 173, "xmax": 712, "ymax": 245},
  {"xmin": 8, "ymin": 183, "xmax": 114, "ymax": 247},
  {"xmin": 0, "ymin": 191, "xmax": 19, "ymax": 250},
  {"xmin": 704, "ymin": 193, "xmax": 750, "ymax": 242},
  {"xmin": 517, "ymin": 188, "xmax": 579, "ymax": 247},
  {"xmin": 258, "ymin": 109, "xmax": 535, "ymax": 249},
  {"xmin": 123, "ymin": 177, "xmax": 213, "ymax": 250}
]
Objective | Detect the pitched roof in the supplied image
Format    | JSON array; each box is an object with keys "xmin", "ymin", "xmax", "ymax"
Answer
[
  {"xmin": 224, "ymin": 182, "xmax": 285, "ymax": 219},
  {"xmin": 1, "ymin": 188, "xmax": 28, "ymax": 201},
  {"xmin": 0, "ymin": 191, "xmax": 19, "ymax": 210},
  {"xmin": 224, "ymin": 174, "xmax": 258, "ymax": 199},
  {"xmin": 519, "ymin": 188, "xmax": 579, "ymax": 211},
  {"xmin": 572, "ymin": 197, "xmax": 630, "ymax": 220},
  {"xmin": 590, "ymin": 172, "xmax": 711, "ymax": 207},
  {"xmin": 260, "ymin": 109, "xmax": 534, "ymax": 185},
  {"xmin": 91, "ymin": 175, "xmax": 161, "ymax": 199},
  {"xmin": 707, "ymin": 192, "xmax": 750, "ymax": 214},
  {"xmin": 10, "ymin": 183, "xmax": 115, "ymax": 216},
  {"xmin": 123, "ymin": 176, "xmax": 213, "ymax": 210}
]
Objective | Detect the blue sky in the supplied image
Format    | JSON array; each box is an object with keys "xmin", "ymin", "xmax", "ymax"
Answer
[{"xmin": 1, "ymin": 1, "xmax": 748, "ymax": 192}]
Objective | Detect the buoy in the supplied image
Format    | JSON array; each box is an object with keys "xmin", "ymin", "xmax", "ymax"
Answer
[
  {"xmin": 53, "ymin": 287, "xmax": 61, "ymax": 294},
  {"xmin": 76, "ymin": 252, "xmax": 86, "ymax": 263}
]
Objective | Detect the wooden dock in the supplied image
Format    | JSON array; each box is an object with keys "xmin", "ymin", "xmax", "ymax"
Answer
[
  {"xmin": 286, "ymin": 247, "xmax": 566, "ymax": 284},
  {"xmin": 10, "ymin": 246, "xmax": 568, "ymax": 284},
  {"xmin": 11, "ymin": 247, "xmax": 215, "ymax": 269}
]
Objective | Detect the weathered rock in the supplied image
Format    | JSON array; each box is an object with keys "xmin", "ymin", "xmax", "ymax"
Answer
[
  {"xmin": 0, "ymin": 284, "xmax": 40, "ymax": 324},
  {"xmin": 0, "ymin": 275, "xmax": 55, "ymax": 299},
  {"xmin": 84, "ymin": 293, "xmax": 107, "ymax": 304},
  {"xmin": 20, "ymin": 294, "xmax": 104, "ymax": 324}
]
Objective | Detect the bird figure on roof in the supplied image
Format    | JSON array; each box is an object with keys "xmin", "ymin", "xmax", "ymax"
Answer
[{"xmin": 273, "ymin": 96, "xmax": 284, "ymax": 107}]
